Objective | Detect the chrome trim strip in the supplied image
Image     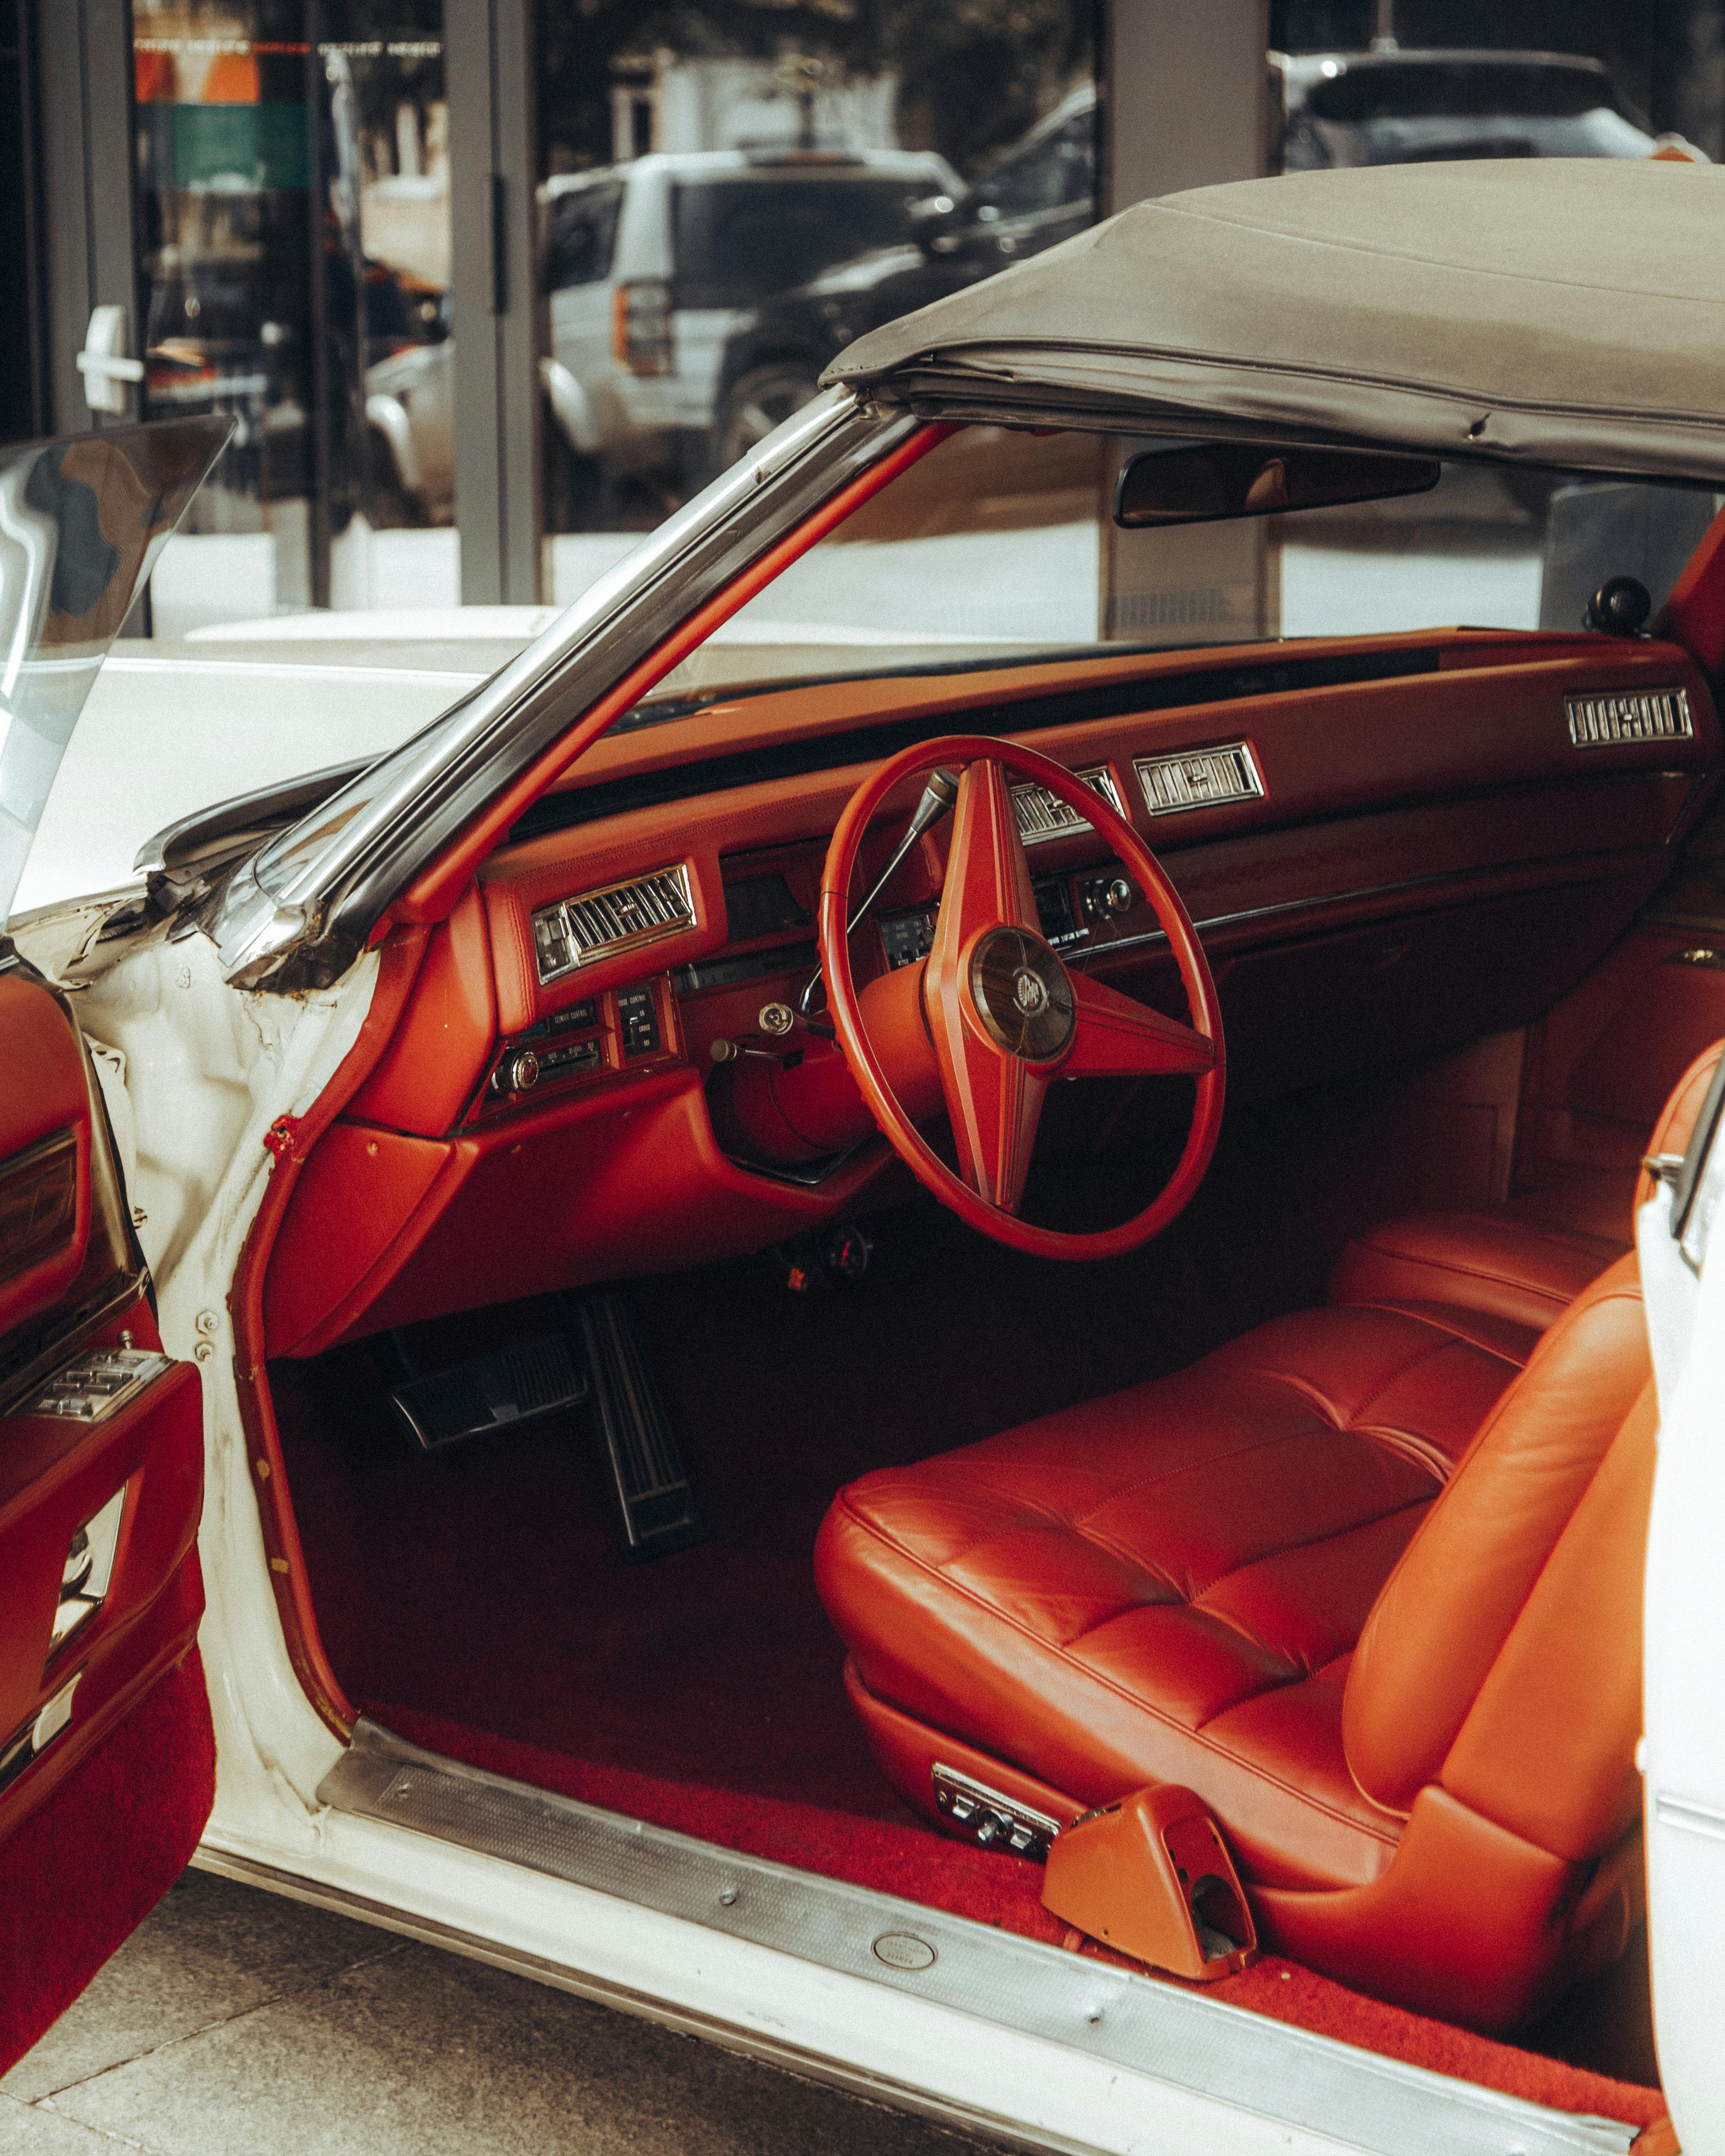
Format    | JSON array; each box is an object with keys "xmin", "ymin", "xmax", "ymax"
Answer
[
  {"xmin": 316, "ymin": 1718, "xmax": 1635, "ymax": 2156},
  {"xmin": 1655, "ymin": 1792, "xmax": 1725, "ymax": 1843},
  {"xmin": 191, "ymin": 1846, "xmax": 1072, "ymax": 2156},
  {"xmin": 1067, "ymin": 856, "xmax": 1653, "ymax": 968},
  {"xmin": 211, "ymin": 393, "xmax": 916, "ymax": 991}
]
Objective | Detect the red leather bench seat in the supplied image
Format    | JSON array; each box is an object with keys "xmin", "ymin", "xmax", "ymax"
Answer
[
  {"xmin": 818, "ymin": 1297, "xmax": 1531, "ymax": 1897},
  {"xmin": 1329, "ymin": 1040, "xmax": 1722, "ymax": 1336},
  {"xmin": 817, "ymin": 1255, "xmax": 1654, "ymax": 2028}
]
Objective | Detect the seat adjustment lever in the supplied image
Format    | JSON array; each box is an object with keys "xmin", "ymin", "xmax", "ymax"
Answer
[{"xmin": 1041, "ymin": 1783, "xmax": 1258, "ymax": 1981}]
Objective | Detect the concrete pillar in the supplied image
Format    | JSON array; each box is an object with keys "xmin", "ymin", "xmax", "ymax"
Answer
[
  {"xmin": 1101, "ymin": 0, "xmax": 1273, "ymax": 644},
  {"xmin": 448, "ymin": 0, "xmax": 542, "ymax": 604},
  {"xmin": 37, "ymin": 0, "xmax": 139, "ymax": 433},
  {"xmin": 1104, "ymin": 0, "xmax": 1270, "ymax": 213}
]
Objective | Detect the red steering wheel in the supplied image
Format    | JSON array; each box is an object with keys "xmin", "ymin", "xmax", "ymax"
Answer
[{"xmin": 820, "ymin": 736, "xmax": 1225, "ymax": 1260}]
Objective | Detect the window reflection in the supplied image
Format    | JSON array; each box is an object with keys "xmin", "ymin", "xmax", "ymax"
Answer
[
  {"xmin": 534, "ymin": 7, "xmax": 1099, "ymax": 583},
  {"xmin": 133, "ymin": 2, "xmax": 451, "ymax": 630}
]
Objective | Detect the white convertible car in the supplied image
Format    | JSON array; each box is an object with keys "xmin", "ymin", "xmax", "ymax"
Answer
[{"xmin": 3, "ymin": 159, "xmax": 1724, "ymax": 2156}]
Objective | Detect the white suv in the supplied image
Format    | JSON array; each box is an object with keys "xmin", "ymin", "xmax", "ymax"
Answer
[
  {"xmin": 366, "ymin": 148, "xmax": 959, "ymax": 524},
  {"xmin": 540, "ymin": 149, "xmax": 959, "ymax": 498}
]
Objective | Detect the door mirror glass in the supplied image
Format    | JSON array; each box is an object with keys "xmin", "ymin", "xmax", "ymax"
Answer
[{"xmin": 1115, "ymin": 442, "xmax": 1442, "ymax": 529}]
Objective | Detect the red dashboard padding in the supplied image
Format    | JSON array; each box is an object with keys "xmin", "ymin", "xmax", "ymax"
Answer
[
  {"xmin": 346, "ymin": 885, "xmax": 496, "ymax": 1136},
  {"xmin": 0, "ymin": 975, "xmax": 93, "ymax": 1343}
]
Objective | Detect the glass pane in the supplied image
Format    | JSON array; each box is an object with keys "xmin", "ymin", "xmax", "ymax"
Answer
[
  {"xmin": 133, "ymin": 3, "xmax": 455, "ymax": 636},
  {"xmin": 535, "ymin": 4, "xmax": 1097, "ymax": 604},
  {"xmin": 623, "ymin": 426, "xmax": 1722, "ymax": 726}
]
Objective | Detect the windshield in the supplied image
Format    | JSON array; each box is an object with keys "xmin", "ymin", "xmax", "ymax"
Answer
[
  {"xmin": 1, "ymin": 418, "xmax": 227, "ymax": 924},
  {"xmin": 672, "ymin": 178, "xmax": 937, "ymax": 308},
  {"xmin": 626, "ymin": 424, "xmax": 1721, "ymax": 722}
]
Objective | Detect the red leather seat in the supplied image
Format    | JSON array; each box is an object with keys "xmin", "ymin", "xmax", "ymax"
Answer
[
  {"xmin": 817, "ymin": 1256, "xmax": 1659, "ymax": 2028},
  {"xmin": 1328, "ymin": 1039, "xmax": 1722, "ymax": 1337}
]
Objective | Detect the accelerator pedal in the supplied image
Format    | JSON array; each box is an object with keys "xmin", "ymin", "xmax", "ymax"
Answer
[
  {"xmin": 576, "ymin": 1294, "xmax": 704, "ymax": 1562},
  {"xmin": 388, "ymin": 1334, "xmax": 588, "ymax": 1453}
]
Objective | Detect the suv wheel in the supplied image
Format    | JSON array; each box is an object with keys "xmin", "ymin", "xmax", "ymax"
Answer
[
  {"xmin": 545, "ymin": 410, "xmax": 604, "ymax": 533},
  {"xmin": 365, "ymin": 426, "xmax": 423, "ymax": 529},
  {"xmin": 716, "ymin": 363, "xmax": 822, "ymax": 472}
]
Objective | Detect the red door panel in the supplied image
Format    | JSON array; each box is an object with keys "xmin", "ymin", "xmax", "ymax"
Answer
[
  {"xmin": 0, "ymin": 972, "xmax": 93, "ymax": 1339},
  {"xmin": 0, "ymin": 962, "xmax": 211, "ymax": 2073}
]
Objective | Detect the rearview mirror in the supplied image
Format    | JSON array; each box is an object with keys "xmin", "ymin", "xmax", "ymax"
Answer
[{"xmin": 1115, "ymin": 443, "xmax": 1441, "ymax": 528}]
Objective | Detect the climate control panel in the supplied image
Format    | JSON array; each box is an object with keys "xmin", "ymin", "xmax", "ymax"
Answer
[{"xmin": 475, "ymin": 979, "xmax": 680, "ymax": 1118}]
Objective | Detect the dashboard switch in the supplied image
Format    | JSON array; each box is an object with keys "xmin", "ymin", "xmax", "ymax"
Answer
[
  {"xmin": 1081, "ymin": 874, "xmax": 1138, "ymax": 924},
  {"xmin": 617, "ymin": 987, "xmax": 662, "ymax": 1058},
  {"xmin": 494, "ymin": 1048, "xmax": 541, "ymax": 1095}
]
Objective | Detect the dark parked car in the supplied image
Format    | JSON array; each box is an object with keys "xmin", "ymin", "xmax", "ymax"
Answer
[
  {"xmin": 711, "ymin": 85, "xmax": 1096, "ymax": 469},
  {"xmin": 1273, "ymin": 47, "xmax": 1662, "ymax": 169}
]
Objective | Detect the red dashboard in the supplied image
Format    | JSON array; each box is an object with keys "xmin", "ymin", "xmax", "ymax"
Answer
[{"xmin": 260, "ymin": 626, "xmax": 1720, "ymax": 1357}]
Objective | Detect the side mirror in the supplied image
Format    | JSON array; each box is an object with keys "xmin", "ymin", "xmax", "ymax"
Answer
[
  {"xmin": 1115, "ymin": 442, "xmax": 1441, "ymax": 528},
  {"xmin": 907, "ymin": 193, "xmax": 964, "ymax": 254}
]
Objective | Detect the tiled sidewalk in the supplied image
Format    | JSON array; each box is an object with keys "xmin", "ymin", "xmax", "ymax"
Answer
[{"xmin": 3, "ymin": 1869, "xmax": 1011, "ymax": 2154}]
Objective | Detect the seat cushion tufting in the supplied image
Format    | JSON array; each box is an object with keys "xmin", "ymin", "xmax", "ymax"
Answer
[{"xmin": 816, "ymin": 1299, "xmax": 1529, "ymax": 1894}]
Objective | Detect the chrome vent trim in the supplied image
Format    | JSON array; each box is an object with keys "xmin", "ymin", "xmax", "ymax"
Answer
[
  {"xmin": 1134, "ymin": 741, "xmax": 1264, "ymax": 816},
  {"xmin": 1008, "ymin": 765, "xmax": 1124, "ymax": 844},
  {"xmin": 1565, "ymin": 688, "xmax": 1692, "ymax": 748},
  {"xmin": 533, "ymin": 863, "xmax": 695, "ymax": 984}
]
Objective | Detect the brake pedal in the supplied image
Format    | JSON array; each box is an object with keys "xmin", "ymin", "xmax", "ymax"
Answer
[
  {"xmin": 388, "ymin": 1335, "xmax": 589, "ymax": 1453},
  {"xmin": 576, "ymin": 1295, "xmax": 704, "ymax": 1562}
]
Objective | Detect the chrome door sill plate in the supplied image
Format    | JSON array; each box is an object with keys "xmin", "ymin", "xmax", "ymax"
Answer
[{"xmin": 319, "ymin": 1720, "xmax": 1634, "ymax": 2156}]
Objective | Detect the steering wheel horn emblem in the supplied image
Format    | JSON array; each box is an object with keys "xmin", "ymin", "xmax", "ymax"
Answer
[{"xmin": 969, "ymin": 926, "xmax": 1075, "ymax": 1060}]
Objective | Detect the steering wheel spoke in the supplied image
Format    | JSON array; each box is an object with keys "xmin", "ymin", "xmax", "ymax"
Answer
[
  {"xmin": 946, "ymin": 1024, "xmax": 1048, "ymax": 1214},
  {"xmin": 1066, "ymin": 971, "xmax": 1217, "ymax": 1081},
  {"xmin": 930, "ymin": 758, "xmax": 1041, "ymax": 954}
]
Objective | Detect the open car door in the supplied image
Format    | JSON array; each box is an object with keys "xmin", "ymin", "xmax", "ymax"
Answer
[{"xmin": 0, "ymin": 419, "xmax": 227, "ymax": 2070}]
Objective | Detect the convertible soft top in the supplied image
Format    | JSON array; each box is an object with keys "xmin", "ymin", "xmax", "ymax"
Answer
[{"xmin": 824, "ymin": 159, "xmax": 1725, "ymax": 480}]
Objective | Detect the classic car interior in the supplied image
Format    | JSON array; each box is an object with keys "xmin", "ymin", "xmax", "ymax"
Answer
[{"xmin": 119, "ymin": 422, "xmax": 1725, "ymax": 2108}]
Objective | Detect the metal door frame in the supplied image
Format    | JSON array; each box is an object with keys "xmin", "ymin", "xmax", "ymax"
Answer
[{"xmin": 37, "ymin": 0, "xmax": 140, "ymax": 434}]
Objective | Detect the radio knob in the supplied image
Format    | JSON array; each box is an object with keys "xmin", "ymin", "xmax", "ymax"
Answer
[
  {"xmin": 1105, "ymin": 876, "xmax": 1134, "ymax": 916},
  {"xmin": 497, "ymin": 1048, "xmax": 541, "ymax": 1094}
]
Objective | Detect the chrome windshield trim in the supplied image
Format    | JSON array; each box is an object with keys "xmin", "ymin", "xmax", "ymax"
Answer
[{"xmin": 210, "ymin": 391, "xmax": 914, "ymax": 989}]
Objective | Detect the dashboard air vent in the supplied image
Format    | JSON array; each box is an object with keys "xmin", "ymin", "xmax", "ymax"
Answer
[
  {"xmin": 1565, "ymin": 688, "xmax": 1692, "ymax": 748},
  {"xmin": 1135, "ymin": 742, "xmax": 1264, "ymax": 817},
  {"xmin": 1010, "ymin": 766, "xmax": 1124, "ymax": 844},
  {"xmin": 532, "ymin": 864, "xmax": 695, "ymax": 984}
]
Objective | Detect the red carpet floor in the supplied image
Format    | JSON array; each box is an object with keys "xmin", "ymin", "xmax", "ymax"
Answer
[
  {"xmin": 271, "ymin": 1169, "xmax": 1662, "ymax": 2131},
  {"xmin": 373, "ymin": 1701, "xmax": 1664, "ymax": 2130}
]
